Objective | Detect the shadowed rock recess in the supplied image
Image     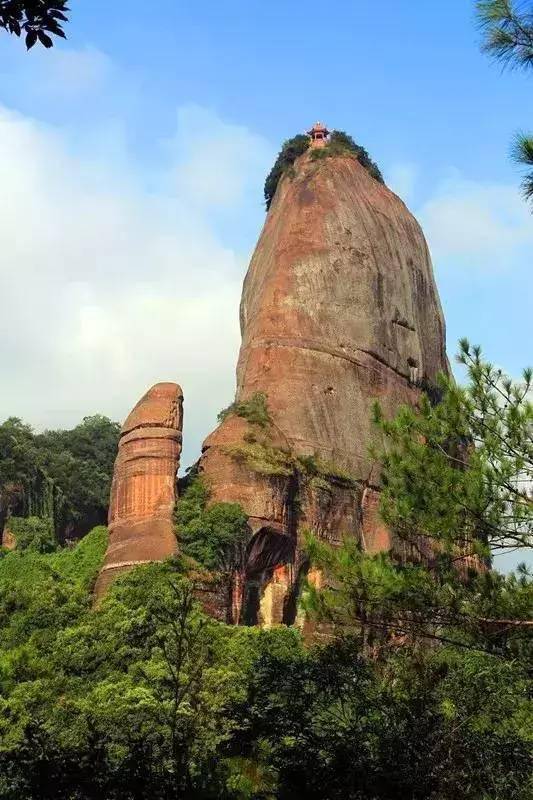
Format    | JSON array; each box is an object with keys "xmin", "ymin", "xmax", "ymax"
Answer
[{"xmin": 96, "ymin": 139, "xmax": 448, "ymax": 626}]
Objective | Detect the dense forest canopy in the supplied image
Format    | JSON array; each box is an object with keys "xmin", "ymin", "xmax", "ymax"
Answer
[
  {"xmin": 0, "ymin": 527, "xmax": 531, "ymax": 800},
  {"xmin": 0, "ymin": 344, "xmax": 531, "ymax": 799},
  {"xmin": 0, "ymin": 415, "xmax": 120, "ymax": 549}
]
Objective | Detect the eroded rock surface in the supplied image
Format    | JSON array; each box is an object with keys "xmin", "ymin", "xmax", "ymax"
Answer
[
  {"xmin": 236, "ymin": 150, "xmax": 447, "ymax": 478},
  {"xmin": 199, "ymin": 148, "xmax": 448, "ymax": 622},
  {"xmin": 94, "ymin": 382, "xmax": 183, "ymax": 598}
]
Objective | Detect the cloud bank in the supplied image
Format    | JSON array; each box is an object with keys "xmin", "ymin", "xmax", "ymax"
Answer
[
  {"xmin": 417, "ymin": 171, "xmax": 533, "ymax": 271},
  {"xmin": 0, "ymin": 98, "xmax": 272, "ymax": 468}
]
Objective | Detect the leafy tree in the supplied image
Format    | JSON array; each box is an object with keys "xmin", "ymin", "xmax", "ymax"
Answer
[
  {"xmin": 7, "ymin": 515, "xmax": 56, "ymax": 553},
  {"xmin": 302, "ymin": 341, "xmax": 532, "ymax": 670},
  {"xmin": 0, "ymin": 414, "xmax": 120, "ymax": 544},
  {"xmin": 477, "ymin": 1, "xmax": 533, "ymax": 200},
  {"xmin": 233, "ymin": 636, "xmax": 532, "ymax": 800},
  {"xmin": 175, "ymin": 477, "xmax": 251, "ymax": 621},
  {"xmin": 0, "ymin": 533, "xmax": 302, "ymax": 799},
  {"xmin": 0, "ymin": 521, "xmax": 531, "ymax": 799},
  {"xmin": 0, "ymin": 418, "xmax": 46, "ymax": 542},
  {"xmin": 0, "ymin": 1, "xmax": 69, "ymax": 48},
  {"xmin": 35, "ymin": 415, "xmax": 121, "ymax": 539},
  {"xmin": 305, "ymin": 534, "xmax": 532, "ymax": 659},
  {"xmin": 264, "ymin": 134, "xmax": 310, "ymax": 210}
]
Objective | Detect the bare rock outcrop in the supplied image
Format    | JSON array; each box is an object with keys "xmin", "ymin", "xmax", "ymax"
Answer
[
  {"xmin": 95, "ymin": 139, "xmax": 449, "ymax": 623},
  {"xmin": 236, "ymin": 150, "xmax": 447, "ymax": 480},
  {"xmin": 94, "ymin": 382, "xmax": 183, "ymax": 598},
  {"xmin": 199, "ymin": 147, "xmax": 448, "ymax": 623}
]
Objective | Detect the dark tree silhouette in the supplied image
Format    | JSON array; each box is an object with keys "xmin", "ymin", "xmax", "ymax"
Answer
[{"xmin": 0, "ymin": 1, "xmax": 69, "ymax": 48}]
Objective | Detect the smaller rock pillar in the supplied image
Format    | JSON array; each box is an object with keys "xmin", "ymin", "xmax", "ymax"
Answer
[{"xmin": 94, "ymin": 382, "xmax": 183, "ymax": 598}]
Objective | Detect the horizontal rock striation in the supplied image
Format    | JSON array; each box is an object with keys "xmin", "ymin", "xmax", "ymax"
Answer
[{"xmin": 94, "ymin": 382, "xmax": 183, "ymax": 598}]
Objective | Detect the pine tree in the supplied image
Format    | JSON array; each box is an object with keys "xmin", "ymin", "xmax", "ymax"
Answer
[{"xmin": 477, "ymin": 1, "xmax": 533, "ymax": 202}]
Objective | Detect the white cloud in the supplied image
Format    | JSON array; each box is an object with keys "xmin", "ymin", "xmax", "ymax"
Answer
[
  {"xmin": 0, "ymin": 42, "xmax": 113, "ymax": 101},
  {"xmin": 417, "ymin": 172, "xmax": 533, "ymax": 270},
  {"xmin": 37, "ymin": 46, "xmax": 113, "ymax": 95},
  {"xmin": 169, "ymin": 105, "xmax": 272, "ymax": 210},
  {"xmin": 0, "ymin": 102, "xmax": 272, "ymax": 469}
]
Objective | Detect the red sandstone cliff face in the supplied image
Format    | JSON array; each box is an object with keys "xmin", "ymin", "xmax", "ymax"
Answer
[
  {"xmin": 237, "ymin": 151, "xmax": 447, "ymax": 479},
  {"xmin": 199, "ymin": 150, "xmax": 448, "ymax": 624},
  {"xmin": 94, "ymin": 382, "xmax": 183, "ymax": 598}
]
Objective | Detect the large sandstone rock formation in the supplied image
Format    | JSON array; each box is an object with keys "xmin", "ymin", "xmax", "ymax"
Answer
[
  {"xmin": 94, "ymin": 382, "xmax": 183, "ymax": 598},
  {"xmin": 199, "ymin": 147, "xmax": 448, "ymax": 625}
]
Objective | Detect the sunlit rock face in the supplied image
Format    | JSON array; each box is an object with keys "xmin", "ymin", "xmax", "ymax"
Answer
[
  {"xmin": 237, "ymin": 150, "xmax": 447, "ymax": 480},
  {"xmin": 199, "ymin": 149, "xmax": 448, "ymax": 624},
  {"xmin": 94, "ymin": 382, "xmax": 183, "ymax": 598}
]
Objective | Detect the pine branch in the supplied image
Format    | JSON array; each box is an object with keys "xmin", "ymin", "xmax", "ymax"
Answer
[{"xmin": 477, "ymin": 0, "xmax": 533, "ymax": 70}]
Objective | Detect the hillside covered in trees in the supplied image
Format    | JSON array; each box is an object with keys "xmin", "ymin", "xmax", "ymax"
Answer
[
  {"xmin": 0, "ymin": 5, "xmax": 532, "ymax": 798},
  {"xmin": 0, "ymin": 415, "xmax": 120, "ymax": 549},
  {"xmin": 0, "ymin": 344, "xmax": 531, "ymax": 800}
]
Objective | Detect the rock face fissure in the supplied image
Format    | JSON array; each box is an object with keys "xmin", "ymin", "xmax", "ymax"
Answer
[
  {"xmin": 94, "ymin": 382, "xmax": 183, "ymax": 599},
  {"xmin": 198, "ymin": 150, "xmax": 448, "ymax": 624}
]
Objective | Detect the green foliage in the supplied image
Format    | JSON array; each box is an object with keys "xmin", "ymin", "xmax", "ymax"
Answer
[
  {"xmin": 175, "ymin": 477, "xmax": 251, "ymax": 574},
  {"xmin": 7, "ymin": 516, "xmax": 56, "ymax": 553},
  {"xmin": 263, "ymin": 130, "xmax": 384, "ymax": 211},
  {"xmin": 0, "ymin": 418, "xmax": 56, "ymax": 540},
  {"xmin": 0, "ymin": 414, "xmax": 120, "ymax": 543},
  {"xmin": 0, "ymin": 1, "xmax": 69, "ymax": 49},
  {"xmin": 512, "ymin": 130, "xmax": 533, "ymax": 199},
  {"xmin": 0, "ymin": 521, "xmax": 531, "ymax": 798},
  {"xmin": 477, "ymin": 1, "xmax": 533, "ymax": 203},
  {"xmin": 224, "ymin": 439, "xmax": 294, "ymax": 477},
  {"xmin": 477, "ymin": 0, "xmax": 533, "ymax": 69},
  {"xmin": 0, "ymin": 526, "xmax": 107, "ymax": 659},
  {"xmin": 295, "ymin": 453, "xmax": 357, "ymax": 487},
  {"xmin": 218, "ymin": 391, "xmax": 272, "ymax": 428},
  {"xmin": 301, "ymin": 341, "xmax": 532, "ymax": 671},
  {"xmin": 374, "ymin": 341, "xmax": 533, "ymax": 559},
  {"xmin": 0, "ymin": 537, "xmax": 305, "ymax": 799},
  {"xmin": 233, "ymin": 636, "xmax": 532, "ymax": 800},
  {"xmin": 35, "ymin": 414, "xmax": 121, "ymax": 538},
  {"xmin": 264, "ymin": 134, "xmax": 310, "ymax": 210},
  {"xmin": 225, "ymin": 434, "xmax": 357, "ymax": 490},
  {"xmin": 311, "ymin": 130, "xmax": 385, "ymax": 184},
  {"xmin": 217, "ymin": 392, "xmax": 356, "ymax": 486},
  {"xmin": 304, "ymin": 532, "xmax": 532, "ymax": 660}
]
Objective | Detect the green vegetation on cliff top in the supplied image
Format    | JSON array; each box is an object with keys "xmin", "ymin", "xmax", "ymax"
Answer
[
  {"xmin": 264, "ymin": 130, "xmax": 384, "ymax": 210},
  {"xmin": 218, "ymin": 392, "xmax": 272, "ymax": 428}
]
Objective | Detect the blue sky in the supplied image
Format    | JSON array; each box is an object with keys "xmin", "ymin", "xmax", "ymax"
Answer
[{"xmin": 0, "ymin": 2, "xmax": 531, "ymax": 568}]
